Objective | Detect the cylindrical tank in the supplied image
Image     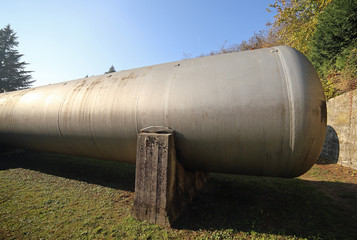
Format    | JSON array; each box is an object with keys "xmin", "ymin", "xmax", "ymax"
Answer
[{"xmin": 0, "ymin": 46, "xmax": 326, "ymax": 178}]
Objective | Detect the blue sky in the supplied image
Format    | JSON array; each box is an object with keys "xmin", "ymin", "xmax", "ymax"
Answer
[{"xmin": 1, "ymin": 0, "xmax": 275, "ymax": 87}]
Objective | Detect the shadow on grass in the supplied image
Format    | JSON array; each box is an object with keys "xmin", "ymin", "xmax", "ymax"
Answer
[
  {"xmin": 1, "ymin": 150, "xmax": 356, "ymax": 239},
  {"xmin": 175, "ymin": 173, "xmax": 357, "ymax": 240},
  {"xmin": 0, "ymin": 150, "xmax": 136, "ymax": 192}
]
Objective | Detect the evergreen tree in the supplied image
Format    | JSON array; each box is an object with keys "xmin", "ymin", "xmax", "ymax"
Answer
[
  {"xmin": 308, "ymin": 0, "xmax": 357, "ymax": 98},
  {"xmin": 309, "ymin": 0, "xmax": 357, "ymax": 75},
  {"xmin": 0, "ymin": 25, "xmax": 34, "ymax": 92},
  {"xmin": 105, "ymin": 65, "xmax": 116, "ymax": 74}
]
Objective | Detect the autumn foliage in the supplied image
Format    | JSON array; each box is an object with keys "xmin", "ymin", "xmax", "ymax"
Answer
[{"xmin": 268, "ymin": 0, "xmax": 357, "ymax": 99}]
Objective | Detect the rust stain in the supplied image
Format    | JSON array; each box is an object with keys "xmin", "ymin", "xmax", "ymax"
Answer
[
  {"xmin": 87, "ymin": 79, "xmax": 102, "ymax": 91},
  {"xmin": 73, "ymin": 79, "xmax": 87, "ymax": 92},
  {"xmin": 121, "ymin": 72, "xmax": 137, "ymax": 81}
]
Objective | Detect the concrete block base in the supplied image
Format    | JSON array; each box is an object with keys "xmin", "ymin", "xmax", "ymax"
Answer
[{"xmin": 132, "ymin": 129, "xmax": 209, "ymax": 227}]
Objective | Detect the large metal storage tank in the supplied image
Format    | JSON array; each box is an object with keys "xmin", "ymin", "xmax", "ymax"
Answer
[{"xmin": 0, "ymin": 46, "xmax": 326, "ymax": 178}]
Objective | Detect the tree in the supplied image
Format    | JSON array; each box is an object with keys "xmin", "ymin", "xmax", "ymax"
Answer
[
  {"xmin": 309, "ymin": 0, "xmax": 357, "ymax": 98},
  {"xmin": 268, "ymin": 0, "xmax": 332, "ymax": 54},
  {"xmin": 0, "ymin": 25, "xmax": 34, "ymax": 92},
  {"xmin": 310, "ymin": 0, "xmax": 357, "ymax": 75},
  {"xmin": 225, "ymin": 30, "xmax": 277, "ymax": 53},
  {"xmin": 204, "ymin": 30, "xmax": 277, "ymax": 57},
  {"xmin": 105, "ymin": 65, "xmax": 116, "ymax": 74}
]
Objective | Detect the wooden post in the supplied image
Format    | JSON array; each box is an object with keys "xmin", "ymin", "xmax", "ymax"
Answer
[{"xmin": 132, "ymin": 127, "xmax": 209, "ymax": 227}]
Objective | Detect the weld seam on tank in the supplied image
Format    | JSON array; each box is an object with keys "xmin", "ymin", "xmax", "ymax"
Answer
[
  {"xmin": 57, "ymin": 91, "xmax": 67, "ymax": 138},
  {"xmin": 88, "ymin": 85, "xmax": 105, "ymax": 157},
  {"xmin": 163, "ymin": 67, "xmax": 179, "ymax": 128},
  {"xmin": 135, "ymin": 75, "xmax": 145, "ymax": 135},
  {"xmin": 274, "ymin": 47, "xmax": 296, "ymax": 150}
]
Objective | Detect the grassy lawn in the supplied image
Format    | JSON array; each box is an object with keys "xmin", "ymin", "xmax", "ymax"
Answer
[{"xmin": 0, "ymin": 151, "xmax": 356, "ymax": 239}]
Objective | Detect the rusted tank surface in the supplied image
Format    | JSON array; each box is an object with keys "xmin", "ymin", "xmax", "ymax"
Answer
[{"xmin": 0, "ymin": 46, "xmax": 327, "ymax": 178}]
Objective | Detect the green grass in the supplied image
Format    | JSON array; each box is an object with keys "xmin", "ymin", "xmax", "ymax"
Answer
[{"xmin": 1, "ymin": 151, "xmax": 356, "ymax": 239}]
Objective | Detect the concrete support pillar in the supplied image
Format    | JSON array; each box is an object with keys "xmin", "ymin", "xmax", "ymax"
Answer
[{"xmin": 132, "ymin": 127, "xmax": 209, "ymax": 227}]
